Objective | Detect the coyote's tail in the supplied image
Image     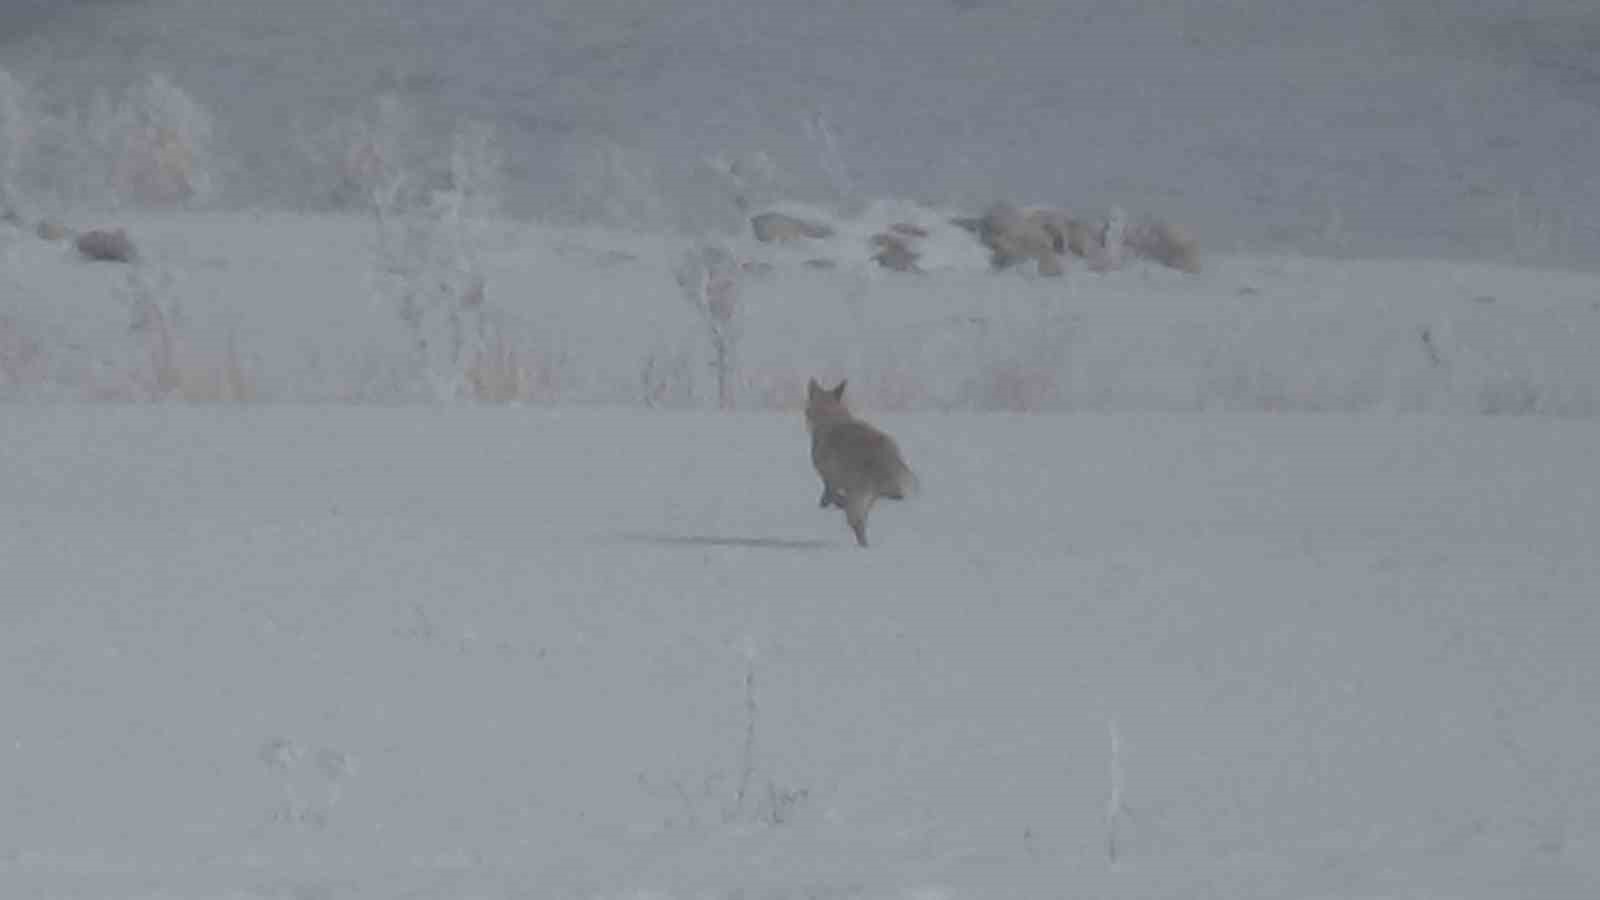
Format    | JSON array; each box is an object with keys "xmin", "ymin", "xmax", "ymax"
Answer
[{"xmin": 886, "ymin": 462, "xmax": 920, "ymax": 501}]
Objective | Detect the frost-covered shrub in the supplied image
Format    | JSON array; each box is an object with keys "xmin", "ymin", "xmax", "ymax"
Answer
[
  {"xmin": 365, "ymin": 115, "xmax": 513, "ymax": 400},
  {"xmin": 462, "ymin": 313, "xmax": 563, "ymax": 405},
  {"xmin": 675, "ymin": 245, "xmax": 743, "ymax": 410},
  {"xmin": 0, "ymin": 313, "xmax": 42, "ymax": 391},
  {"xmin": 298, "ymin": 93, "xmax": 429, "ymax": 214},
  {"xmin": 315, "ymin": 97, "xmax": 519, "ymax": 399},
  {"xmin": 640, "ymin": 342, "xmax": 699, "ymax": 409},
  {"xmin": 12, "ymin": 73, "xmax": 219, "ymax": 212},
  {"xmin": 90, "ymin": 74, "xmax": 219, "ymax": 208},
  {"xmin": 447, "ymin": 120, "xmax": 503, "ymax": 226},
  {"xmin": 704, "ymin": 150, "xmax": 778, "ymax": 216}
]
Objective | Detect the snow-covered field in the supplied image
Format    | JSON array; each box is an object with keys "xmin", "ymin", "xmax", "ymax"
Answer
[
  {"xmin": 3, "ymin": 151, "xmax": 1598, "ymax": 900},
  {"xmin": 5, "ymin": 210, "xmax": 1600, "ymax": 415},
  {"xmin": 3, "ymin": 406, "xmax": 1598, "ymax": 899},
  {"xmin": 5, "ymin": 3, "xmax": 1600, "ymax": 897},
  {"xmin": 4, "ymin": 205, "xmax": 1600, "ymax": 898}
]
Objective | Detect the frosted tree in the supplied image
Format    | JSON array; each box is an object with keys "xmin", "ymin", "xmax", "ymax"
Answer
[
  {"xmin": 91, "ymin": 73, "xmax": 219, "ymax": 208},
  {"xmin": 803, "ymin": 107, "xmax": 853, "ymax": 204},
  {"xmin": 368, "ymin": 117, "xmax": 508, "ymax": 399},
  {"xmin": 448, "ymin": 119, "xmax": 503, "ymax": 227},
  {"xmin": 705, "ymin": 149, "xmax": 778, "ymax": 216},
  {"xmin": 675, "ymin": 245, "xmax": 743, "ymax": 410},
  {"xmin": 337, "ymin": 94, "xmax": 425, "ymax": 235}
]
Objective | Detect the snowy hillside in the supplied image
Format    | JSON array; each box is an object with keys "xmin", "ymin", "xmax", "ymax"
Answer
[
  {"xmin": 4, "ymin": 209, "xmax": 1600, "ymax": 415},
  {"xmin": 3, "ymin": 407, "xmax": 1598, "ymax": 899}
]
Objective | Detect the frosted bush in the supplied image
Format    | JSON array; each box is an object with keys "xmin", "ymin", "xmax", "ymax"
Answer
[
  {"xmin": 93, "ymin": 74, "xmax": 219, "ymax": 208},
  {"xmin": 676, "ymin": 245, "xmax": 743, "ymax": 410},
  {"xmin": 448, "ymin": 120, "xmax": 503, "ymax": 226},
  {"xmin": 0, "ymin": 313, "xmax": 42, "ymax": 390},
  {"xmin": 373, "ymin": 188, "xmax": 481, "ymax": 395},
  {"xmin": 802, "ymin": 107, "xmax": 853, "ymax": 203},
  {"xmin": 640, "ymin": 341, "xmax": 698, "ymax": 409},
  {"xmin": 11, "ymin": 73, "xmax": 219, "ymax": 212},
  {"xmin": 335, "ymin": 94, "xmax": 424, "ymax": 215},
  {"xmin": 705, "ymin": 150, "xmax": 778, "ymax": 215},
  {"xmin": 366, "ymin": 117, "xmax": 511, "ymax": 400},
  {"xmin": 290, "ymin": 93, "xmax": 437, "ymax": 216},
  {"xmin": 463, "ymin": 313, "xmax": 561, "ymax": 404}
]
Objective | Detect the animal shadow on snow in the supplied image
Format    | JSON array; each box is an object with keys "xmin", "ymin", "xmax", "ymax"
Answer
[{"xmin": 607, "ymin": 531, "xmax": 836, "ymax": 551}]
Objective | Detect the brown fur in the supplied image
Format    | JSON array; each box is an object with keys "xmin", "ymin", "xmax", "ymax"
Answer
[{"xmin": 805, "ymin": 378, "xmax": 917, "ymax": 547}]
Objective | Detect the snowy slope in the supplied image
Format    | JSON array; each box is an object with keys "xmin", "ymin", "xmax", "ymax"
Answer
[
  {"xmin": 3, "ymin": 407, "xmax": 1598, "ymax": 899},
  {"xmin": 4, "ymin": 211, "xmax": 1599, "ymax": 414}
]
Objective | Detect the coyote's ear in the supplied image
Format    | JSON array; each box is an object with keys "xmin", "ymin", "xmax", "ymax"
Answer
[
  {"xmin": 831, "ymin": 379, "xmax": 847, "ymax": 400},
  {"xmin": 807, "ymin": 378, "xmax": 823, "ymax": 400}
]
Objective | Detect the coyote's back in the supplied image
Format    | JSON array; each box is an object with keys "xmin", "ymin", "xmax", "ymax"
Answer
[{"xmin": 805, "ymin": 378, "xmax": 917, "ymax": 547}]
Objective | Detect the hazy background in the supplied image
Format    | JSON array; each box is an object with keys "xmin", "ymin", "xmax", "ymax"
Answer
[
  {"xmin": 3, "ymin": 0, "xmax": 1598, "ymax": 264},
  {"xmin": 4, "ymin": 9, "xmax": 1600, "ymax": 896}
]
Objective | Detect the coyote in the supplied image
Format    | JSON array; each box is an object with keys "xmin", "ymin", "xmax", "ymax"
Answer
[{"xmin": 805, "ymin": 378, "xmax": 918, "ymax": 547}]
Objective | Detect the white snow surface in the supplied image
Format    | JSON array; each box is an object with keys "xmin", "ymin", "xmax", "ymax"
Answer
[
  {"xmin": 3, "ymin": 406, "xmax": 1599, "ymax": 899},
  {"xmin": 2, "ymin": 5, "xmax": 1599, "ymax": 894},
  {"xmin": 3, "ymin": 210, "xmax": 1600, "ymax": 414}
]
